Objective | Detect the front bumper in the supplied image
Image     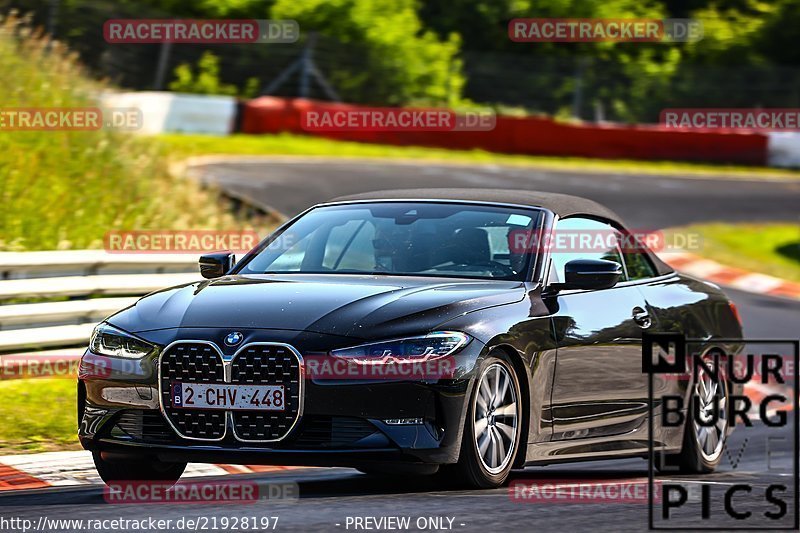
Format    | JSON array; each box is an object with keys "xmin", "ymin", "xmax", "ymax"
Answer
[{"xmin": 78, "ymin": 331, "xmax": 485, "ymax": 466}]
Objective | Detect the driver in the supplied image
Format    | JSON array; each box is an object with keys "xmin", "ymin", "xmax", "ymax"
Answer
[
  {"xmin": 449, "ymin": 227, "xmax": 492, "ymax": 266},
  {"xmin": 372, "ymin": 224, "xmax": 412, "ymax": 272}
]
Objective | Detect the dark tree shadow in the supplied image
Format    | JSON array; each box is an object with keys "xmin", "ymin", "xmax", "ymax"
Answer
[{"xmin": 776, "ymin": 241, "xmax": 800, "ymax": 264}]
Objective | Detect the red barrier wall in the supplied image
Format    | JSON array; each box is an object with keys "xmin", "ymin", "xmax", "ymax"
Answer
[{"xmin": 241, "ymin": 97, "xmax": 768, "ymax": 166}]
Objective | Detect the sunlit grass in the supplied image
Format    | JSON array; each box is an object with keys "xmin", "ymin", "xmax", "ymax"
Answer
[
  {"xmin": 0, "ymin": 15, "xmax": 244, "ymax": 251},
  {"xmin": 665, "ymin": 223, "xmax": 800, "ymax": 282},
  {"xmin": 0, "ymin": 378, "xmax": 79, "ymax": 454},
  {"xmin": 160, "ymin": 132, "xmax": 800, "ymax": 180}
]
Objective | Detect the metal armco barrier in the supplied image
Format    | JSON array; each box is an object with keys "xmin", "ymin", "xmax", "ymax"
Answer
[{"xmin": 0, "ymin": 251, "xmax": 198, "ymax": 353}]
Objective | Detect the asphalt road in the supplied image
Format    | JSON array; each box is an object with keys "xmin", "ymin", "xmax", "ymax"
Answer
[
  {"xmin": 192, "ymin": 158, "xmax": 800, "ymax": 227},
  {"xmin": 195, "ymin": 157, "xmax": 799, "ymax": 336},
  {"xmin": 2, "ymin": 159, "xmax": 798, "ymax": 532},
  {"xmin": 1, "ymin": 427, "xmax": 795, "ymax": 532}
]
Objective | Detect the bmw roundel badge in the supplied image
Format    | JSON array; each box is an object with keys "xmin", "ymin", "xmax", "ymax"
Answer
[{"xmin": 224, "ymin": 331, "xmax": 243, "ymax": 346}]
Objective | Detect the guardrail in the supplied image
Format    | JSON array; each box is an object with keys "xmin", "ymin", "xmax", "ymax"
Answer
[
  {"xmin": 0, "ymin": 251, "xmax": 201, "ymax": 353},
  {"xmin": 0, "ymin": 250, "xmax": 196, "ymax": 279}
]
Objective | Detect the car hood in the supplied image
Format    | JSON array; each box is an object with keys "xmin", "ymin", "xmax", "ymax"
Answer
[{"xmin": 107, "ymin": 274, "xmax": 526, "ymax": 340}]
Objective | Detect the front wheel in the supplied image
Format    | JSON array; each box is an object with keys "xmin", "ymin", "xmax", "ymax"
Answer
[
  {"xmin": 450, "ymin": 353, "xmax": 522, "ymax": 488},
  {"xmin": 93, "ymin": 452, "xmax": 186, "ymax": 487}
]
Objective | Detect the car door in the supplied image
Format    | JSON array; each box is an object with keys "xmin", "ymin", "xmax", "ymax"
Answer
[{"xmin": 546, "ymin": 217, "xmax": 653, "ymax": 441}]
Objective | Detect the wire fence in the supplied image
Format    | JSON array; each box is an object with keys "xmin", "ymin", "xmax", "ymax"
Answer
[
  {"xmin": 4, "ymin": 0, "xmax": 800, "ymax": 123},
  {"xmin": 463, "ymin": 51, "xmax": 800, "ymax": 122}
]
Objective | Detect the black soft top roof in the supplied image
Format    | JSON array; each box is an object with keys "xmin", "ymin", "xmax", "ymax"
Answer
[
  {"xmin": 331, "ymin": 188, "xmax": 623, "ymax": 224},
  {"xmin": 330, "ymin": 188, "xmax": 673, "ymax": 276}
]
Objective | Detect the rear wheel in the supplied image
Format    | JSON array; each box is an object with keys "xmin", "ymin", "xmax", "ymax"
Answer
[
  {"xmin": 659, "ymin": 359, "xmax": 729, "ymax": 473},
  {"xmin": 450, "ymin": 353, "xmax": 522, "ymax": 488},
  {"xmin": 93, "ymin": 452, "xmax": 186, "ymax": 487}
]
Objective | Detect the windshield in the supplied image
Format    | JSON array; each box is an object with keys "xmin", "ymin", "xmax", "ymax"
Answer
[{"xmin": 238, "ymin": 202, "xmax": 543, "ymax": 281}]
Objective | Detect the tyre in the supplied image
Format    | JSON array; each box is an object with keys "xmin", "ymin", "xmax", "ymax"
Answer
[
  {"xmin": 658, "ymin": 358, "xmax": 730, "ymax": 474},
  {"xmin": 450, "ymin": 352, "xmax": 522, "ymax": 488},
  {"xmin": 93, "ymin": 452, "xmax": 186, "ymax": 487}
]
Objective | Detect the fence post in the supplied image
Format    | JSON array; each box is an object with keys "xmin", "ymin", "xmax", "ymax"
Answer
[
  {"xmin": 263, "ymin": 32, "xmax": 340, "ymax": 101},
  {"xmin": 44, "ymin": 0, "xmax": 60, "ymax": 53},
  {"xmin": 153, "ymin": 41, "xmax": 173, "ymax": 90},
  {"xmin": 571, "ymin": 57, "xmax": 588, "ymax": 120}
]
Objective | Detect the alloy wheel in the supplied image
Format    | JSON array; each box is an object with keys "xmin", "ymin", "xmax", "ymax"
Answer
[
  {"xmin": 473, "ymin": 362, "xmax": 518, "ymax": 474},
  {"xmin": 693, "ymin": 363, "xmax": 728, "ymax": 462}
]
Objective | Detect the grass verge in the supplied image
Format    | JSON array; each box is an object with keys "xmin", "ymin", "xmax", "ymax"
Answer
[
  {"xmin": 666, "ymin": 223, "xmax": 800, "ymax": 282},
  {"xmin": 0, "ymin": 378, "xmax": 79, "ymax": 454},
  {"xmin": 160, "ymin": 133, "xmax": 800, "ymax": 180},
  {"xmin": 0, "ymin": 17, "xmax": 248, "ymax": 251}
]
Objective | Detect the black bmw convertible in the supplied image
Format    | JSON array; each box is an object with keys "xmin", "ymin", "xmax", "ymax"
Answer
[{"xmin": 79, "ymin": 189, "xmax": 742, "ymax": 488}]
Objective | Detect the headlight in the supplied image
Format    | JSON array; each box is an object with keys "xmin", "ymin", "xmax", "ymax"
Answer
[
  {"xmin": 330, "ymin": 331, "xmax": 469, "ymax": 363},
  {"xmin": 89, "ymin": 323, "xmax": 154, "ymax": 359}
]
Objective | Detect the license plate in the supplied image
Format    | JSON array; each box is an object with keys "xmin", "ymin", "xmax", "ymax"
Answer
[{"xmin": 170, "ymin": 382, "xmax": 285, "ymax": 411}]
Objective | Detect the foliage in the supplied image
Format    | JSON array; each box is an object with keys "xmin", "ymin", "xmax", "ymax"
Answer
[
  {"xmin": 418, "ymin": 0, "xmax": 799, "ymax": 120},
  {"xmin": 0, "ymin": 15, "xmax": 241, "ymax": 251},
  {"xmin": 270, "ymin": 0, "xmax": 464, "ymax": 105},
  {"xmin": 169, "ymin": 51, "xmax": 238, "ymax": 96},
  {"xmin": 0, "ymin": 0, "xmax": 798, "ymax": 117}
]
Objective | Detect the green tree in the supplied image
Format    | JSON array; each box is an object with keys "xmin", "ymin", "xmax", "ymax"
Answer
[
  {"xmin": 754, "ymin": 0, "xmax": 800, "ymax": 65},
  {"xmin": 169, "ymin": 51, "xmax": 238, "ymax": 96},
  {"xmin": 681, "ymin": 0, "xmax": 770, "ymax": 66},
  {"xmin": 270, "ymin": 0, "xmax": 464, "ymax": 105}
]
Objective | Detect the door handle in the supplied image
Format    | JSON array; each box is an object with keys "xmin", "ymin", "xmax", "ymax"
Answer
[{"xmin": 632, "ymin": 307, "xmax": 652, "ymax": 329}]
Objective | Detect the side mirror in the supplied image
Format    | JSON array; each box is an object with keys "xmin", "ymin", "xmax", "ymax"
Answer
[
  {"xmin": 199, "ymin": 252, "xmax": 235, "ymax": 279},
  {"xmin": 555, "ymin": 258, "xmax": 622, "ymax": 291}
]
